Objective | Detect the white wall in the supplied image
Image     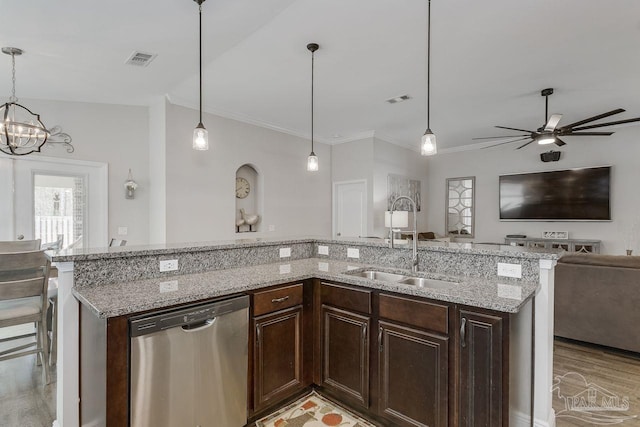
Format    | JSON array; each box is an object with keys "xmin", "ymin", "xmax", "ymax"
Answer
[
  {"xmin": 4, "ymin": 98, "xmax": 150, "ymax": 246},
  {"xmin": 148, "ymin": 97, "xmax": 167, "ymax": 244},
  {"xmin": 426, "ymin": 127, "xmax": 640, "ymax": 254},
  {"xmin": 164, "ymin": 102, "xmax": 332, "ymax": 243},
  {"xmin": 372, "ymin": 138, "xmax": 429, "ymax": 237}
]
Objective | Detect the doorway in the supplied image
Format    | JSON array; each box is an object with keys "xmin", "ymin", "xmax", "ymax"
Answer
[
  {"xmin": 332, "ymin": 180, "xmax": 368, "ymax": 238},
  {"xmin": 0, "ymin": 156, "xmax": 108, "ymax": 247}
]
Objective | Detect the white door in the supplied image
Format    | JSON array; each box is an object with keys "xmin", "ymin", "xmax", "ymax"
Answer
[
  {"xmin": 0, "ymin": 155, "xmax": 108, "ymax": 248},
  {"xmin": 333, "ymin": 180, "xmax": 367, "ymax": 238}
]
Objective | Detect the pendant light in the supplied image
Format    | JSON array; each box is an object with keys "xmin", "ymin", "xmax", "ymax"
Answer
[
  {"xmin": 306, "ymin": 43, "xmax": 319, "ymax": 172},
  {"xmin": 192, "ymin": 0, "xmax": 209, "ymax": 150},
  {"xmin": 420, "ymin": 0, "xmax": 437, "ymax": 156},
  {"xmin": 0, "ymin": 47, "xmax": 49, "ymax": 156}
]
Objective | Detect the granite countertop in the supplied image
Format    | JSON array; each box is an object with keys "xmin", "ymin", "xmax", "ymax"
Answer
[
  {"xmin": 51, "ymin": 235, "xmax": 561, "ymax": 262},
  {"xmin": 73, "ymin": 258, "xmax": 538, "ymax": 318}
]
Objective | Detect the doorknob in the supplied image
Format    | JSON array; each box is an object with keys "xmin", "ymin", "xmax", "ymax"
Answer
[
  {"xmin": 337, "ymin": 232, "xmax": 341, "ymax": 236},
  {"xmin": 16, "ymin": 234, "xmax": 24, "ymax": 240}
]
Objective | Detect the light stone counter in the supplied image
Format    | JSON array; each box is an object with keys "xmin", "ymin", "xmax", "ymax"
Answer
[{"xmin": 73, "ymin": 257, "xmax": 538, "ymax": 318}]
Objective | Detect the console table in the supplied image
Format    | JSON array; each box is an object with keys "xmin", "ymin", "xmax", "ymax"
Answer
[{"xmin": 505, "ymin": 237, "xmax": 601, "ymax": 253}]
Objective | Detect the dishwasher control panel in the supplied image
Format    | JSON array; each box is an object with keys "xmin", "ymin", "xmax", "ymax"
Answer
[{"xmin": 129, "ymin": 295, "xmax": 249, "ymax": 337}]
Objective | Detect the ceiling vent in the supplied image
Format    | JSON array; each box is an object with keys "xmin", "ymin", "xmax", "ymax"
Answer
[
  {"xmin": 125, "ymin": 51, "xmax": 157, "ymax": 67},
  {"xmin": 386, "ymin": 94, "xmax": 411, "ymax": 104}
]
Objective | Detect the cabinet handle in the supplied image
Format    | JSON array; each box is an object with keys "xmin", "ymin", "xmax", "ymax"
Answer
[
  {"xmin": 271, "ymin": 296, "xmax": 289, "ymax": 304},
  {"xmin": 362, "ymin": 323, "xmax": 368, "ymax": 343},
  {"xmin": 256, "ymin": 325, "xmax": 261, "ymax": 346},
  {"xmin": 460, "ymin": 317, "xmax": 467, "ymax": 348},
  {"xmin": 378, "ymin": 326, "xmax": 383, "ymax": 353}
]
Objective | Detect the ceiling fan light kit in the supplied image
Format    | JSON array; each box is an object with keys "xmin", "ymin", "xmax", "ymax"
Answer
[{"xmin": 477, "ymin": 87, "xmax": 640, "ymax": 150}]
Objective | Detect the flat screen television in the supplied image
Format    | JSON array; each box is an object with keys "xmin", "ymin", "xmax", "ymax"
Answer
[{"xmin": 499, "ymin": 166, "xmax": 611, "ymax": 221}]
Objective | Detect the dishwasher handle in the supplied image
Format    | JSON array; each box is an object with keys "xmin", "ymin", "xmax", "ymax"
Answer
[{"xmin": 181, "ymin": 318, "xmax": 216, "ymax": 332}]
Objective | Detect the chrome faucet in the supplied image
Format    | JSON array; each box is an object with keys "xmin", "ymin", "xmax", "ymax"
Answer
[{"xmin": 388, "ymin": 196, "xmax": 419, "ymax": 273}]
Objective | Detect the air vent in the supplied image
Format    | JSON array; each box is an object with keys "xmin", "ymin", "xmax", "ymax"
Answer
[
  {"xmin": 386, "ymin": 94, "xmax": 411, "ymax": 104},
  {"xmin": 125, "ymin": 51, "xmax": 157, "ymax": 67}
]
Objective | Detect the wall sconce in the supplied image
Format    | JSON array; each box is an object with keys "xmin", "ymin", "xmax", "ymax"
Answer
[{"xmin": 124, "ymin": 169, "xmax": 138, "ymax": 199}]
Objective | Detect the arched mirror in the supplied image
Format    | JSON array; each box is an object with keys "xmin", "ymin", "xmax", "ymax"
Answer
[{"xmin": 446, "ymin": 176, "xmax": 475, "ymax": 238}]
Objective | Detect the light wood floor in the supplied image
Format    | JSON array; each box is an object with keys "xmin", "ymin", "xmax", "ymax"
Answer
[
  {"xmin": 553, "ymin": 339, "xmax": 640, "ymax": 426},
  {"xmin": 0, "ymin": 325, "xmax": 56, "ymax": 427}
]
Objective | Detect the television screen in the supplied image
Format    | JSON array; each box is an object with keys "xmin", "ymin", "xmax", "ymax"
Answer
[{"xmin": 499, "ymin": 166, "xmax": 611, "ymax": 220}]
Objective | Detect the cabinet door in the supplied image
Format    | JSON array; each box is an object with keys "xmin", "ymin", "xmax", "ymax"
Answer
[
  {"xmin": 253, "ymin": 305, "xmax": 303, "ymax": 412},
  {"xmin": 378, "ymin": 321, "xmax": 448, "ymax": 427},
  {"xmin": 321, "ymin": 305, "xmax": 370, "ymax": 408},
  {"xmin": 459, "ymin": 310, "xmax": 504, "ymax": 427}
]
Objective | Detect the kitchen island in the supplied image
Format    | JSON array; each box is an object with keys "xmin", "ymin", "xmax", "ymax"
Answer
[{"xmin": 50, "ymin": 237, "xmax": 560, "ymax": 427}]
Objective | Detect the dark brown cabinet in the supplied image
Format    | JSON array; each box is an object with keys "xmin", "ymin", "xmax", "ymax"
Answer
[
  {"xmin": 458, "ymin": 309, "xmax": 506, "ymax": 427},
  {"xmin": 318, "ymin": 282, "xmax": 372, "ymax": 409},
  {"xmin": 377, "ymin": 293, "xmax": 450, "ymax": 427},
  {"xmin": 251, "ymin": 283, "xmax": 307, "ymax": 414}
]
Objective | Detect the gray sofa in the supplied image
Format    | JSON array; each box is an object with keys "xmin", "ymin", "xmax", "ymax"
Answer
[{"xmin": 555, "ymin": 254, "xmax": 640, "ymax": 353}]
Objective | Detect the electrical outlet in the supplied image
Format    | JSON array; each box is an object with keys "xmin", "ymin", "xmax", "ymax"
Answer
[
  {"xmin": 347, "ymin": 248, "xmax": 360, "ymax": 259},
  {"xmin": 318, "ymin": 245, "xmax": 329, "ymax": 255},
  {"xmin": 159, "ymin": 259, "xmax": 179, "ymax": 272},
  {"xmin": 268, "ymin": 225, "xmax": 275, "ymax": 232},
  {"xmin": 159, "ymin": 280, "xmax": 179, "ymax": 293},
  {"xmin": 279, "ymin": 264, "xmax": 291, "ymax": 274},
  {"xmin": 279, "ymin": 247, "xmax": 291, "ymax": 258},
  {"xmin": 118, "ymin": 226, "xmax": 128, "ymax": 236},
  {"xmin": 497, "ymin": 262, "xmax": 522, "ymax": 278}
]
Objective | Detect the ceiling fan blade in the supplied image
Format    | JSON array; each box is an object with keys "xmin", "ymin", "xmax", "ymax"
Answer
[
  {"xmin": 554, "ymin": 138, "xmax": 567, "ymax": 147},
  {"xmin": 571, "ymin": 116, "xmax": 640, "ymax": 131},
  {"xmin": 481, "ymin": 137, "xmax": 531, "ymax": 149},
  {"xmin": 516, "ymin": 140, "xmax": 535, "ymax": 150},
  {"xmin": 562, "ymin": 131, "xmax": 614, "ymax": 136},
  {"xmin": 495, "ymin": 125, "xmax": 536, "ymax": 133},
  {"xmin": 560, "ymin": 108, "xmax": 626, "ymax": 130},
  {"xmin": 544, "ymin": 114, "xmax": 563, "ymax": 131},
  {"xmin": 472, "ymin": 134, "xmax": 529, "ymax": 140}
]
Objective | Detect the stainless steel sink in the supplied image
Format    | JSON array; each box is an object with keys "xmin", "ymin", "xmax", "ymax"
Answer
[
  {"xmin": 397, "ymin": 277, "xmax": 459, "ymax": 290},
  {"xmin": 353, "ymin": 270, "xmax": 406, "ymax": 282}
]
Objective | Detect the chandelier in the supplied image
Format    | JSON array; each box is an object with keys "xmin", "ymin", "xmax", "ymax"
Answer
[{"xmin": 0, "ymin": 47, "xmax": 50, "ymax": 156}]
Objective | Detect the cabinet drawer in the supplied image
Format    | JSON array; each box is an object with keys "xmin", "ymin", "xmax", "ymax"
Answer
[
  {"xmin": 379, "ymin": 293, "xmax": 448, "ymax": 334},
  {"xmin": 321, "ymin": 282, "xmax": 371, "ymax": 314},
  {"xmin": 253, "ymin": 283, "xmax": 303, "ymax": 316}
]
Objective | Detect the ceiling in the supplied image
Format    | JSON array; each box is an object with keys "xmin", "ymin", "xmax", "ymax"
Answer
[{"xmin": 2, "ymin": 0, "xmax": 640, "ymax": 151}]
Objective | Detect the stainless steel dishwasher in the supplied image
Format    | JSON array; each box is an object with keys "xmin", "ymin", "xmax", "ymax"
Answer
[{"xmin": 129, "ymin": 295, "xmax": 249, "ymax": 427}]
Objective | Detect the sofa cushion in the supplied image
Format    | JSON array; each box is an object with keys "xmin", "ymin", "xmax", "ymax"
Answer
[{"xmin": 558, "ymin": 254, "xmax": 640, "ymax": 269}]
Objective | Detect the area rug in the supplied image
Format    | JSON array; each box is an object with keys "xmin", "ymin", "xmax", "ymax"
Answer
[{"xmin": 255, "ymin": 391, "xmax": 378, "ymax": 427}]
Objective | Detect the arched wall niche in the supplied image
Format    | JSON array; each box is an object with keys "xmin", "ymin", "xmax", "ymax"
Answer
[{"xmin": 235, "ymin": 164, "xmax": 262, "ymax": 233}]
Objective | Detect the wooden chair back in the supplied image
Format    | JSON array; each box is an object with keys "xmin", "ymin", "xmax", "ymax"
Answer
[
  {"xmin": 0, "ymin": 251, "xmax": 51, "ymax": 302},
  {"xmin": 0, "ymin": 239, "xmax": 41, "ymax": 252}
]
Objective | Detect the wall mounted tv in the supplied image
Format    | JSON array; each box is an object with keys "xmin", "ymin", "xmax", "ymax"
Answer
[{"xmin": 499, "ymin": 166, "xmax": 611, "ymax": 221}]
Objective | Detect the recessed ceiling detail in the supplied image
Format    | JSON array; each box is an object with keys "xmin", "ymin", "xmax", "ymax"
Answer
[
  {"xmin": 125, "ymin": 51, "xmax": 157, "ymax": 67},
  {"xmin": 386, "ymin": 95, "xmax": 411, "ymax": 104}
]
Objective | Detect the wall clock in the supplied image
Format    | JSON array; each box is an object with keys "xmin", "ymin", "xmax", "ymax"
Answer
[{"xmin": 236, "ymin": 177, "xmax": 250, "ymax": 199}]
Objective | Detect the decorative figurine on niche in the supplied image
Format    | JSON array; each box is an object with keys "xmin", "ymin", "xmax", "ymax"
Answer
[{"xmin": 239, "ymin": 208, "xmax": 260, "ymax": 232}]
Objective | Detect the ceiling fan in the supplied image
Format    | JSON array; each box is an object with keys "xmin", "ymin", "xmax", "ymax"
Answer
[{"xmin": 475, "ymin": 88, "xmax": 640, "ymax": 150}]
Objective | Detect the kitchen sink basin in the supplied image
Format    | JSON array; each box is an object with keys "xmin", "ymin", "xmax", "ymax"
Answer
[
  {"xmin": 397, "ymin": 277, "xmax": 458, "ymax": 289},
  {"xmin": 353, "ymin": 270, "xmax": 406, "ymax": 282}
]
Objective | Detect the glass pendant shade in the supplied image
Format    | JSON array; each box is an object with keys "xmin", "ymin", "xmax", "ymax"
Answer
[
  {"xmin": 537, "ymin": 136, "xmax": 555, "ymax": 145},
  {"xmin": 307, "ymin": 152, "xmax": 318, "ymax": 171},
  {"xmin": 421, "ymin": 129, "xmax": 437, "ymax": 156},
  {"xmin": 192, "ymin": 123, "xmax": 209, "ymax": 150},
  {"xmin": 0, "ymin": 102, "xmax": 49, "ymax": 156}
]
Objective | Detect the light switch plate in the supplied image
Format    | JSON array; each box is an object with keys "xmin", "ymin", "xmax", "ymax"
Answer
[
  {"xmin": 497, "ymin": 262, "xmax": 522, "ymax": 278},
  {"xmin": 159, "ymin": 259, "xmax": 179, "ymax": 272},
  {"xmin": 268, "ymin": 225, "xmax": 275, "ymax": 232},
  {"xmin": 318, "ymin": 245, "xmax": 329, "ymax": 255},
  {"xmin": 347, "ymin": 248, "xmax": 360, "ymax": 259},
  {"xmin": 118, "ymin": 226, "xmax": 128, "ymax": 236},
  {"xmin": 279, "ymin": 247, "xmax": 291, "ymax": 258}
]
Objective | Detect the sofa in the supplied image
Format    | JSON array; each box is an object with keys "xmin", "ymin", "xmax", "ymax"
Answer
[{"xmin": 555, "ymin": 254, "xmax": 640, "ymax": 353}]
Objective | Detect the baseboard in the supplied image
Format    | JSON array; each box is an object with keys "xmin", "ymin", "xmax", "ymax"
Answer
[
  {"xmin": 510, "ymin": 409, "xmax": 531, "ymax": 427},
  {"xmin": 533, "ymin": 409, "xmax": 556, "ymax": 427}
]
